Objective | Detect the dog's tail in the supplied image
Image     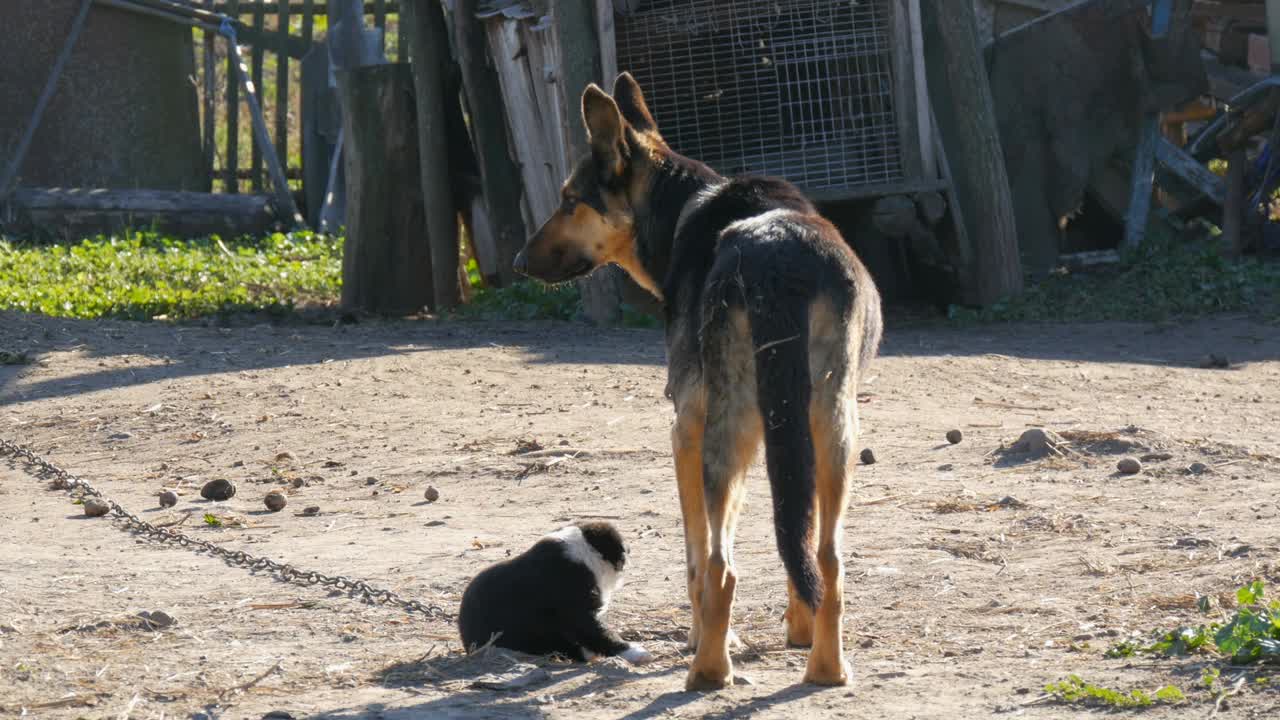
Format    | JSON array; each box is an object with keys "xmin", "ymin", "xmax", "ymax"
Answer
[{"xmin": 748, "ymin": 300, "xmax": 822, "ymax": 611}]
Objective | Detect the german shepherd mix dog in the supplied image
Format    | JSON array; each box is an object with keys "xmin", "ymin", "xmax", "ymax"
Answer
[
  {"xmin": 513, "ymin": 73, "xmax": 882, "ymax": 691},
  {"xmin": 458, "ymin": 521, "xmax": 653, "ymax": 665}
]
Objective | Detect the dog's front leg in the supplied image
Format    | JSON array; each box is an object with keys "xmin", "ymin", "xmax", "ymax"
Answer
[{"xmin": 566, "ymin": 612, "xmax": 653, "ymax": 665}]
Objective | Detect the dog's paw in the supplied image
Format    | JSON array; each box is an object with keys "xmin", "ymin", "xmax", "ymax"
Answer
[{"xmin": 620, "ymin": 644, "xmax": 655, "ymax": 666}]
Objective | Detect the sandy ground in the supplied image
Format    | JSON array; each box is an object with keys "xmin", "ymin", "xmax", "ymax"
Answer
[{"xmin": 1, "ymin": 309, "xmax": 1278, "ymax": 719}]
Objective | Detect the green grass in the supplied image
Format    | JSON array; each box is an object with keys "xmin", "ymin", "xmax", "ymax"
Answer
[
  {"xmin": 1105, "ymin": 580, "xmax": 1280, "ymax": 665},
  {"xmin": 948, "ymin": 233, "xmax": 1280, "ymax": 324},
  {"xmin": 0, "ymin": 231, "xmax": 342, "ymax": 321},
  {"xmin": 1044, "ymin": 675, "xmax": 1185, "ymax": 709}
]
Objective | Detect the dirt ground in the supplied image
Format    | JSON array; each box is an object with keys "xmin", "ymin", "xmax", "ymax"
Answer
[{"xmin": 1, "ymin": 309, "xmax": 1278, "ymax": 719}]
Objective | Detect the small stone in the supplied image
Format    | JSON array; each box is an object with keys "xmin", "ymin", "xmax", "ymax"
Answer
[
  {"xmin": 1188, "ymin": 462, "xmax": 1209, "ymax": 475},
  {"xmin": 1199, "ymin": 353, "xmax": 1230, "ymax": 369},
  {"xmin": 301, "ymin": 505, "xmax": 320, "ymax": 517},
  {"xmin": 262, "ymin": 712, "xmax": 295, "ymax": 720},
  {"xmin": 83, "ymin": 498, "xmax": 110, "ymax": 517},
  {"xmin": 365, "ymin": 477, "xmax": 378, "ymax": 486},
  {"xmin": 158, "ymin": 490, "xmax": 178, "ymax": 508},
  {"xmin": 425, "ymin": 520, "xmax": 446, "ymax": 527},
  {"xmin": 1117, "ymin": 457, "xmax": 1142, "ymax": 475},
  {"xmin": 424, "ymin": 486, "xmax": 440, "ymax": 503},
  {"xmin": 946, "ymin": 429, "xmax": 963, "ymax": 445},
  {"xmin": 275, "ymin": 451, "xmax": 296, "ymax": 462},
  {"xmin": 860, "ymin": 448, "xmax": 876, "ymax": 465},
  {"xmin": 201, "ymin": 479, "xmax": 237, "ymax": 501},
  {"xmin": 137, "ymin": 610, "xmax": 175, "ymax": 629},
  {"xmin": 290, "ymin": 477, "xmax": 306, "ymax": 489},
  {"xmin": 264, "ymin": 491, "xmax": 287, "ymax": 512}
]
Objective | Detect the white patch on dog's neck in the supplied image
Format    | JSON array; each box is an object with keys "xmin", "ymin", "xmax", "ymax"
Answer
[
  {"xmin": 673, "ymin": 181, "xmax": 727, "ymax": 240},
  {"xmin": 548, "ymin": 525, "xmax": 622, "ymax": 611}
]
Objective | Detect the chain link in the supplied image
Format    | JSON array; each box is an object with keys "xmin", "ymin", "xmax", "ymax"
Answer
[{"xmin": 1, "ymin": 437, "xmax": 453, "ymax": 622}]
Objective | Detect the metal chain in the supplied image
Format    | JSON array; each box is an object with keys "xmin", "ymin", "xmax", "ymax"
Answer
[{"xmin": 0, "ymin": 437, "xmax": 453, "ymax": 622}]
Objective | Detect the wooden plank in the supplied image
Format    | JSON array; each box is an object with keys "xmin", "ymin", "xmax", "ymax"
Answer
[
  {"xmin": 595, "ymin": 0, "xmax": 617, "ymax": 85},
  {"xmin": 890, "ymin": 0, "xmax": 923, "ymax": 182},
  {"xmin": 1123, "ymin": 116, "xmax": 1160, "ymax": 252},
  {"xmin": 374, "ymin": 0, "xmax": 387, "ymax": 31},
  {"xmin": 0, "ymin": 0, "xmax": 93, "ymax": 203},
  {"xmin": 486, "ymin": 21, "xmax": 558, "ymax": 225},
  {"xmin": 252, "ymin": 3, "xmax": 267, "ymax": 192},
  {"xmin": 453, "ymin": 0, "xmax": 528, "ymax": 286},
  {"xmin": 1154, "ymin": 136, "xmax": 1226, "ymax": 205},
  {"xmin": 277, "ymin": 0, "xmax": 292, "ymax": 180},
  {"xmin": 301, "ymin": 0, "xmax": 315, "ymax": 44},
  {"xmin": 908, "ymin": 0, "xmax": 934, "ymax": 180},
  {"xmin": 227, "ymin": 34, "xmax": 303, "ymax": 225},
  {"xmin": 226, "ymin": 0, "xmax": 241, "ymax": 193}
]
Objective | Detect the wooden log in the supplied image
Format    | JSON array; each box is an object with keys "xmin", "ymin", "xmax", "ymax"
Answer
[
  {"xmin": 9, "ymin": 188, "xmax": 276, "ymax": 237},
  {"xmin": 401, "ymin": 0, "xmax": 460, "ymax": 311},
  {"xmin": 225, "ymin": 0, "xmax": 241, "ymax": 193},
  {"xmin": 336, "ymin": 63, "xmax": 433, "ymax": 313},
  {"xmin": 555, "ymin": 2, "xmax": 623, "ymax": 325},
  {"xmin": 453, "ymin": 0, "xmax": 527, "ymax": 286},
  {"xmin": 923, "ymin": 0, "xmax": 1022, "ymax": 304}
]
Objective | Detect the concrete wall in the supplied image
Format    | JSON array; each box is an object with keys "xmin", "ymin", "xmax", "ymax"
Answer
[{"xmin": 0, "ymin": 1, "xmax": 206, "ymax": 191}]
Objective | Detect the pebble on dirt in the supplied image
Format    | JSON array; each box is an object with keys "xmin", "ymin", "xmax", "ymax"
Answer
[
  {"xmin": 83, "ymin": 497, "xmax": 110, "ymax": 517},
  {"xmin": 1117, "ymin": 457, "xmax": 1143, "ymax": 475},
  {"xmin": 424, "ymin": 486, "xmax": 440, "ymax": 503},
  {"xmin": 946, "ymin": 429, "xmax": 963, "ymax": 444},
  {"xmin": 860, "ymin": 448, "xmax": 876, "ymax": 465},
  {"xmin": 201, "ymin": 479, "xmax": 237, "ymax": 501},
  {"xmin": 158, "ymin": 490, "xmax": 178, "ymax": 508},
  {"xmin": 301, "ymin": 505, "xmax": 320, "ymax": 516},
  {"xmin": 264, "ymin": 491, "xmax": 287, "ymax": 512},
  {"xmin": 1188, "ymin": 461, "xmax": 1209, "ymax": 475}
]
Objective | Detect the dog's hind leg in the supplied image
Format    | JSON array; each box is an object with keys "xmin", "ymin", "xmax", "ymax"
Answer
[
  {"xmin": 802, "ymin": 301, "xmax": 861, "ymax": 686},
  {"xmin": 686, "ymin": 309, "xmax": 762, "ymax": 692},
  {"xmin": 671, "ymin": 394, "xmax": 708, "ymax": 652}
]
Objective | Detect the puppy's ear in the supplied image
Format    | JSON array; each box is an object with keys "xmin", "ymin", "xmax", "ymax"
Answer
[
  {"xmin": 612, "ymin": 71, "xmax": 658, "ymax": 135},
  {"xmin": 582, "ymin": 83, "xmax": 628, "ymax": 178}
]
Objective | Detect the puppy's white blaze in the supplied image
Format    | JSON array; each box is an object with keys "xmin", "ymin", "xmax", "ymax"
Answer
[
  {"xmin": 546, "ymin": 525, "xmax": 621, "ymax": 611},
  {"xmin": 620, "ymin": 644, "xmax": 654, "ymax": 666}
]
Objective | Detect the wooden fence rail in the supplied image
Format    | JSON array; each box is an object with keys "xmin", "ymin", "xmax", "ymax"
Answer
[{"xmin": 197, "ymin": 0, "xmax": 404, "ymax": 199}]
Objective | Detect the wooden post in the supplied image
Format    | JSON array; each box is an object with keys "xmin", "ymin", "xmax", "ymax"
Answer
[
  {"xmin": 453, "ymin": 0, "xmax": 527, "ymax": 287},
  {"xmin": 203, "ymin": 0, "xmax": 217, "ymax": 187},
  {"xmin": 402, "ymin": 0, "xmax": 460, "ymax": 311},
  {"xmin": 276, "ymin": 0, "xmax": 291, "ymax": 178},
  {"xmin": 225, "ymin": 0, "xmax": 241, "ymax": 193},
  {"xmin": 922, "ymin": 0, "xmax": 1022, "ymax": 305},
  {"xmin": 226, "ymin": 32, "xmax": 303, "ymax": 226},
  {"xmin": 336, "ymin": 64, "xmax": 432, "ymax": 313},
  {"xmin": 1122, "ymin": 0, "xmax": 1175, "ymax": 254},
  {"xmin": 555, "ymin": 1, "xmax": 623, "ymax": 325},
  {"xmin": 1221, "ymin": 148, "xmax": 1248, "ymax": 258},
  {"xmin": 251, "ymin": 3, "xmax": 266, "ymax": 191}
]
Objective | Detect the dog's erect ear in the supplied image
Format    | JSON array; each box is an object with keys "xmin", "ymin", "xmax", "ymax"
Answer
[
  {"xmin": 612, "ymin": 71, "xmax": 658, "ymax": 134},
  {"xmin": 582, "ymin": 83, "xmax": 628, "ymax": 177}
]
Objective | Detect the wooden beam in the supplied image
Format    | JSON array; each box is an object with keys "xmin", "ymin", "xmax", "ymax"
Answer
[
  {"xmin": 1123, "ymin": 117, "xmax": 1160, "ymax": 252},
  {"xmin": 1221, "ymin": 147, "xmax": 1247, "ymax": 257},
  {"xmin": 9, "ymin": 188, "xmax": 276, "ymax": 237},
  {"xmin": 226, "ymin": 30, "xmax": 303, "ymax": 226},
  {"xmin": 225, "ymin": 0, "xmax": 241, "ymax": 193},
  {"xmin": 402, "ymin": 0, "xmax": 460, "ymax": 311},
  {"xmin": 1154, "ymin": 136, "xmax": 1226, "ymax": 205}
]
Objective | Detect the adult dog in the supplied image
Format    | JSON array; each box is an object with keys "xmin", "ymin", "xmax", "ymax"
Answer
[{"xmin": 513, "ymin": 73, "xmax": 882, "ymax": 690}]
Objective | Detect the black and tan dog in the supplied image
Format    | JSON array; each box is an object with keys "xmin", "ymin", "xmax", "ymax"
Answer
[{"xmin": 513, "ymin": 73, "xmax": 882, "ymax": 691}]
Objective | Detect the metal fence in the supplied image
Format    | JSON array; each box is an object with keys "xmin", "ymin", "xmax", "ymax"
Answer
[{"xmin": 615, "ymin": 0, "xmax": 903, "ymax": 193}]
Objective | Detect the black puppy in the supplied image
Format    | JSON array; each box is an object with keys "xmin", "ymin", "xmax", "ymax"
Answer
[{"xmin": 458, "ymin": 521, "xmax": 652, "ymax": 665}]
